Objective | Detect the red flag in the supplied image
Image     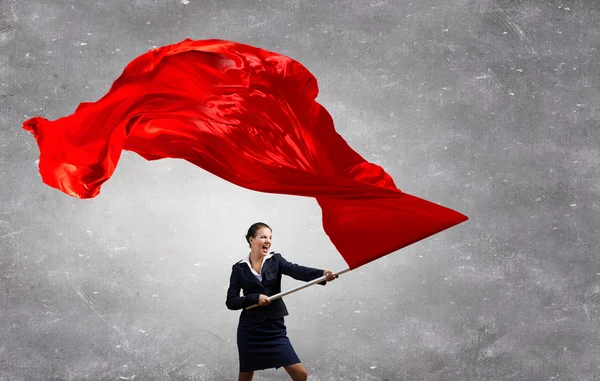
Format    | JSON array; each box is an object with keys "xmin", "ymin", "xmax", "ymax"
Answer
[{"xmin": 23, "ymin": 38, "xmax": 467, "ymax": 269}]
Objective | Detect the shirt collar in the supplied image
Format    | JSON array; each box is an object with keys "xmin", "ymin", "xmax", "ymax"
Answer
[{"xmin": 243, "ymin": 252, "xmax": 274, "ymax": 276}]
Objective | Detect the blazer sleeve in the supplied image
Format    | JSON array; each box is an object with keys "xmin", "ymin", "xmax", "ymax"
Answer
[
  {"xmin": 225, "ymin": 265, "xmax": 261, "ymax": 310},
  {"xmin": 277, "ymin": 254, "xmax": 327, "ymax": 286}
]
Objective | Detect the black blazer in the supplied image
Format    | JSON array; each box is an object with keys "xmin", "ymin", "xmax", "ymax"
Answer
[{"xmin": 226, "ymin": 252, "xmax": 326, "ymax": 323}]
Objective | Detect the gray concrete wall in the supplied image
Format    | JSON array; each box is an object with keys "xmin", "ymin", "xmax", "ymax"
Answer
[{"xmin": 1, "ymin": 0, "xmax": 599, "ymax": 380}]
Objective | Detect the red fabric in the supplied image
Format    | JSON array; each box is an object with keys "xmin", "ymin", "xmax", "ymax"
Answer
[{"xmin": 23, "ymin": 38, "xmax": 467, "ymax": 269}]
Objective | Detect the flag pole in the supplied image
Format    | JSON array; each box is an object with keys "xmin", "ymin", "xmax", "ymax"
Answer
[{"xmin": 245, "ymin": 267, "xmax": 351, "ymax": 310}]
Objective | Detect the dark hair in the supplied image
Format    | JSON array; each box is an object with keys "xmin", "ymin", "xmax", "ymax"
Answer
[{"xmin": 246, "ymin": 222, "xmax": 271, "ymax": 245}]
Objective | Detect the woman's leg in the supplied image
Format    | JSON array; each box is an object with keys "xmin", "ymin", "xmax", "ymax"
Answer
[
  {"xmin": 238, "ymin": 371, "xmax": 254, "ymax": 381},
  {"xmin": 284, "ymin": 363, "xmax": 308, "ymax": 381}
]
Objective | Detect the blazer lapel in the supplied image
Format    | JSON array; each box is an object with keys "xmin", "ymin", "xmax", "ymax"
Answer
[
  {"xmin": 241, "ymin": 254, "xmax": 275, "ymax": 286},
  {"xmin": 260, "ymin": 256, "xmax": 277, "ymax": 284},
  {"xmin": 241, "ymin": 264, "xmax": 263, "ymax": 286}
]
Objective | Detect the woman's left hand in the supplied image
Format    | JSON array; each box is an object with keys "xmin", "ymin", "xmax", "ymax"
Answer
[{"xmin": 323, "ymin": 270, "xmax": 338, "ymax": 282}]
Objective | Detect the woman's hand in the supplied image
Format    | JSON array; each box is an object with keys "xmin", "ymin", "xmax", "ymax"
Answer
[
  {"xmin": 258, "ymin": 294, "xmax": 271, "ymax": 307},
  {"xmin": 323, "ymin": 270, "xmax": 338, "ymax": 282}
]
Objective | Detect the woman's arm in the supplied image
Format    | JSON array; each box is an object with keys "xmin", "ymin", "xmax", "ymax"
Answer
[
  {"xmin": 225, "ymin": 266, "xmax": 261, "ymax": 310},
  {"xmin": 277, "ymin": 254, "xmax": 327, "ymax": 285}
]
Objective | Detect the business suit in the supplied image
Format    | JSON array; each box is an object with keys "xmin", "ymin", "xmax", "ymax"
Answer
[{"xmin": 226, "ymin": 252, "xmax": 326, "ymax": 372}]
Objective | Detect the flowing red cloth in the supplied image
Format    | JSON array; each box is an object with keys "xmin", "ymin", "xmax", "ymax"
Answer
[{"xmin": 23, "ymin": 38, "xmax": 467, "ymax": 269}]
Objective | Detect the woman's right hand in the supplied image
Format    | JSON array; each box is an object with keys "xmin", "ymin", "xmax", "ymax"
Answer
[{"xmin": 258, "ymin": 294, "xmax": 271, "ymax": 307}]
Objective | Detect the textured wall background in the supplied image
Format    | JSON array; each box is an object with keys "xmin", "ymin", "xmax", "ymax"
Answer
[{"xmin": 1, "ymin": 0, "xmax": 599, "ymax": 380}]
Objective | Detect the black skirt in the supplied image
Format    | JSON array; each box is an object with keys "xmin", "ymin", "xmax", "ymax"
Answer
[{"xmin": 237, "ymin": 317, "xmax": 301, "ymax": 372}]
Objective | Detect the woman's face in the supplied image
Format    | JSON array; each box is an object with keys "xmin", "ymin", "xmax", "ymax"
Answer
[{"xmin": 250, "ymin": 227, "xmax": 272, "ymax": 255}]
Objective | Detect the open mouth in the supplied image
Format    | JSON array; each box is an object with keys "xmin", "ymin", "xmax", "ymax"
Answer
[{"xmin": 261, "ymin": 245, "xmax": 270, "ymax": 253}]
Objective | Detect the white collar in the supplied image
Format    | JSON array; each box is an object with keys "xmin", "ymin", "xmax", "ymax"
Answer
[{"xmin": 242, "ymin": 252, "xmax": 274, "ymax": 276}]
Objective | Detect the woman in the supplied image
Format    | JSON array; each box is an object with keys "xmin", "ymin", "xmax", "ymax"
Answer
[{"xmin": 226, "ymin": 222, "xmax": 338, "ymax": 381}]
